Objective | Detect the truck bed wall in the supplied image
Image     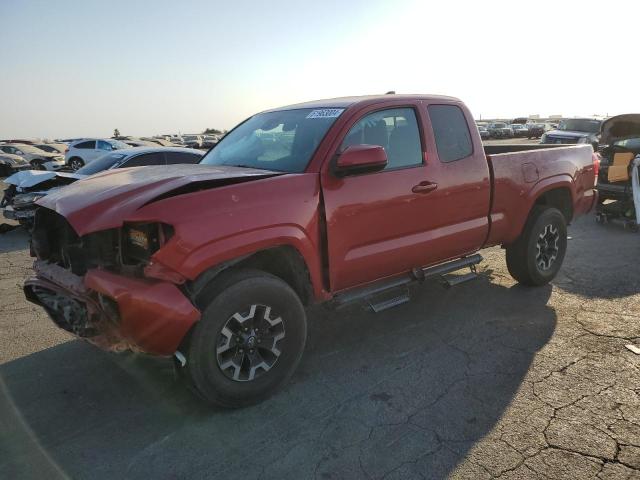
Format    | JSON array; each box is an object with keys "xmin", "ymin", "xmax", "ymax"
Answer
[{"xmin": 485, "ymin": 144, "xmax": 596, "ymax": 246}]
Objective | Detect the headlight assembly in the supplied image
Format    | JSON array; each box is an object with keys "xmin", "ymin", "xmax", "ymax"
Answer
[{"xmin": 121, "ymin": 222, "xmax": 174, "ymax": 265}]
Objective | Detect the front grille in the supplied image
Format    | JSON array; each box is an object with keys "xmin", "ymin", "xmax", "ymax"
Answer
[
  {"xmin": 32, "ymin": 208, "xmax": 119, "ymax": 275},
  {"xmin": 544, "ymin": 136, "xmax": 578, "ymax": 145}
]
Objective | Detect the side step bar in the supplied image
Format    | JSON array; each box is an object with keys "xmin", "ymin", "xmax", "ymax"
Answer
[{"xmin": 333, "ymin": 254, "xmax": 483, "ymax": 310}]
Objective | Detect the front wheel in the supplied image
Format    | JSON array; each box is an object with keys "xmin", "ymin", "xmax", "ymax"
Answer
[
  {"xmin": 506, "ymin": 206, "xmax": 567, "ymax": 286},
  {"xmin": 185, "ymin": 269, "xmax": 307, "ymax": 408}
]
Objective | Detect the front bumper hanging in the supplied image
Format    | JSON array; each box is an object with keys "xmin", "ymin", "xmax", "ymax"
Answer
[{"xmin": 24, "ymin": 260, "xmax": 200, "ymax": 356}]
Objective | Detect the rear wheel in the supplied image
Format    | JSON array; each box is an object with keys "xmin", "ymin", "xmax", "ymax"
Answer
[
  {"xmin": 69, "ymin": 157, "xmax": 84, "ymax": 171},
  {"xmin": 185, "ymin": 269, "xmax": 307, "ymax": 408},
  {"xmin": 506, "ymin": 206, "xmax": 567, "ymax": 286}
]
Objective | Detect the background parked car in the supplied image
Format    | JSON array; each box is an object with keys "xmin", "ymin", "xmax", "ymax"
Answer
[
  {"xmin": 182, "ymin": 135, "xmax": 203, "ymax": 148},
  {"xmin": 488, "ymin": 122, "xmax": 513, "ymax": 139},
  {"xmin": 64, "ymin": 138, "xmax": 131, "ymax": 170},
  {"xmin": 477, "ymin": 125, "xmax": 490, "ymax": 140},
  {"xmin": 0, "ymin": 152, "xmax": 30, "ymax": 176},
  {"xmin": 540, "ymin": 118, "xmax": 603, "ymax": 147},
  {"xmin": 527, "ymin": 123, "xmax": 550, "ymax": 139},
  {"xmin": 123, "ymin": 139, "xmax": 162, "ymax": 148},
  {"xmin": 201, "ymin": 135, "xmax": 219, "ymax": 148},
  {"xmin": 510, "ymin": 124, "xmax": 529, "ymax": 137},
  {"xmin": 0, "ymin": 143, "xmax": 65, "ymax": 170},
  {"xmin": 34, "ymin": 143, "xmax": 67, "ymax": 155},
  {"xmin": 3, "ymin": 146, "xmax": 204, "ymax": 227}
]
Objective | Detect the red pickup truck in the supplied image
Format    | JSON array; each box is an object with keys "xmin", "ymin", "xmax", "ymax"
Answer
[{"xmin": 25, "ymin": 95, "xmax": 597, "ymax": 407}]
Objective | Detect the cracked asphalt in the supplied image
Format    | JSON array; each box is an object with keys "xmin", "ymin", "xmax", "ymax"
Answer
[{"xmin": 0, "ymin": 215, "xmax": 639, "ymax": 479}]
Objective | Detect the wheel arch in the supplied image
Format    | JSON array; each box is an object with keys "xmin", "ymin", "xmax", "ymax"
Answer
[{"xmin": 188, "ymin": 245, "xmax": 316, "ymax": 310}]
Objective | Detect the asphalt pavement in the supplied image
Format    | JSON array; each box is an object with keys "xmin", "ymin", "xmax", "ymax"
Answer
[{"xmin": 0, "ymin": 215, "xmax": 639, "ymax": 479}]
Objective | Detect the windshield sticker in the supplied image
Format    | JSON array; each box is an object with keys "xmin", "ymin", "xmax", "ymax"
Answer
[{"xmin": 306, "ymin": 108, "xmax": 344, "ymax": 119}]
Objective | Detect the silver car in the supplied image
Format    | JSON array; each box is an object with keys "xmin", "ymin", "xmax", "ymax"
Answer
[{"xmin": 0, "ymin": 144, "xmax": 65, "ymax": 171}]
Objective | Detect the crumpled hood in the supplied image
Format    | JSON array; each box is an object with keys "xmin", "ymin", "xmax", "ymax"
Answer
[
  {"xmin": 37, "ymin": 164, "xmax": 282, "ymax": 236},
  {"xmin": 4, "ymin": 170, "xmax": 85, "ymax": 189},
  {"xmin": 600, "ymin": 114, "xmax": 640, "ymax": 145}
]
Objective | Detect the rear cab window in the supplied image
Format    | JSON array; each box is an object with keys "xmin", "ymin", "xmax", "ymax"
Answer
[{"xmin": 427, "ymin": 105, "xmax": 473, "ymax": 163}]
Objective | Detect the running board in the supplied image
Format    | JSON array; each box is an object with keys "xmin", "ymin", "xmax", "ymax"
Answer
[
  {"xmin": 441, "ymin": 271, "xmax": 478, "ymax": 288},
  {"xmin": 368, "ymin": 290, "xmax": 411, "ymax": 313},
  {"xmin": 332, "ymin": 254, "xmax": 483, "ymax": 310}
]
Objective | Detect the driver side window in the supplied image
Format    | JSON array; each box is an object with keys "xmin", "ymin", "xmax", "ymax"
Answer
[{"xmin": 340, "ymin": 108, "xmax": 423, "ymax": 170}]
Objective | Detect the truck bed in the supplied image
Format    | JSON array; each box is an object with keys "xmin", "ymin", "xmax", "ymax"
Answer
[{"xmin": 484, "ymin": 144, "xmax": 596, "ymax": 247}]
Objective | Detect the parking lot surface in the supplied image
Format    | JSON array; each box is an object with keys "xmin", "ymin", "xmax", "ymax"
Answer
[{"xmin": 0, "ymin": 216, "xmax": 639, "ymax": 480}]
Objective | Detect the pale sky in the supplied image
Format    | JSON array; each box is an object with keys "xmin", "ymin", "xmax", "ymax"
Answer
[{"xmin": 1, "ymin": 0, "xmax": 638, "ymax": 139}]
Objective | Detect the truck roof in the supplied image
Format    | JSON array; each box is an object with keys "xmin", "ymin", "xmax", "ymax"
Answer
[{"xmin": 265, "ymin": 94, "xmax": 461, "ymax": 112}]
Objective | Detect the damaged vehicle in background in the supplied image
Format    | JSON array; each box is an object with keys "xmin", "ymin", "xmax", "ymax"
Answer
[
  {"xmin": 24, "ymin": 94, "xmax": 597, "ymax": 408},
  {"xmin": 595, "ymin": 114, "xmax": 640, "ymax": 231},
  {"xmin": 2, "ymin": 147, "xmax": 203, "ymax": 228},
  {"xmin": 0, "ymin": 151, "xmax": 30, "ymax": 176},
  {"xmin": 0, "ymin": 143, "xmax": 66, "ymax": 171}
]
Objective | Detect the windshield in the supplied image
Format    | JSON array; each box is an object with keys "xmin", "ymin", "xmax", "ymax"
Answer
[
  {"xmin": 558, "ymin": 119, "xmax": 601, "ymax": 133},
  {"xmin": 200, "ymin": 108, "xmax": 344, "ymax": 173},
  {"xmin": 77, "ymin": 153, "xmax": 127, "ymax": 175},
  {"xmin": 111, "ymin": 140, "xmax": 131, "ymax": 150}
]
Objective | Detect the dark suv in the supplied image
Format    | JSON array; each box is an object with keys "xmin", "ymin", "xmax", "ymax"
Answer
[{"xmin": 541, "ymin": 118, "xmax": 602, "ymax": 147}]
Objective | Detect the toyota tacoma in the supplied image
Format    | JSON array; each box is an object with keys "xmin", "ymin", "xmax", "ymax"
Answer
[{"xmin": 24, "ymin": 94, "xmax": 598, "ymax": 407}]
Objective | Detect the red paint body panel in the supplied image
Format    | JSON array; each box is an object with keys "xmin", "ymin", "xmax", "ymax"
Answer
[
  {"xmin": 30, "ymin": 94, "xmax": 597, "ymax": 355},
  {"xmin": 37, "ymin": 164, "xmax": 280, "ymax": 236},
  {"xmin": 84, "ymin": 269, "xmax": 200, "ymax": 355},
  {"xmin": 485, "ymin": 144, "xmax": 596, "ymax": 246}
]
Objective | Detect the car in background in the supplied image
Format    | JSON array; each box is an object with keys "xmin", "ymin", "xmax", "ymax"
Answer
[
  {"xmin": 123, "ymin": 139, "xmax": 161, "ymax": 148},
  {"xmin": 202, "ymin": 135, "xmax": 219, "ymax": 148},
  {"xmin": 510, "ymin": 124, "xmax": 529, "ymax": 138},
  {"xmin": 488, "ymin": 122, "xmax": 513, "ymax": 139},
  {"xmin": 3, "ymin": 147, "xmax": 204, "ymax": 227},
  {"xmin": 142, "ymin": 137, "xmax": 183, "ymax": 147},
  {"xmin": 0, "ymin": 152, "xmax": 30, "ymax": 176},
  {"xmin": 477, "ymin": 125, "xmax": 490, "ymax": 140},
  {"xmin": 0, "ymin": 143, "xmax": 65, "ymax": 171},
  {"xmin": 541, "ymin": 118, "xmax": 603, "ymax": 147},
  {"xmin": 182, "ymin": 135, "xmax": 203, "ymax": 148},
  {"xmin": 527, "ymin": 123, "xmax": 550, "ymax": 139},
  {"xmin": 34, "ymin": 143, "xmax": 67, "ymax": 155},
  {"xmin": 64, "ymin": 138, "xmax": 131, "ymax": 170}
]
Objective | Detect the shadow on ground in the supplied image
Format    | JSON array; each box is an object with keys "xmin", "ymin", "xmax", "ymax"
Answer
[
  {"xmin": 555, "ymin": 215, "xmax": 640, "ymax": 299},
  {"xmin": 0, "ymin": 273, "xmax": 555, "ymax": 479}
]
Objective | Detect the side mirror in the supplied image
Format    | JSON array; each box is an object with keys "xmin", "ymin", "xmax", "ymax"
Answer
[{"xmin": 334, "ymin": 145, "xmax": 388, "ymax": 176}]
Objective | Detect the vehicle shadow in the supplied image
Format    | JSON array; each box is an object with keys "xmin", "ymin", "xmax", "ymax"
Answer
[
  {"xmin": 554, "ymin": 215, "xmax": 640, "ymax": 299},
  {"xmin": 0, "ymin": 274, "xmax": 555, "ymax": 480}
]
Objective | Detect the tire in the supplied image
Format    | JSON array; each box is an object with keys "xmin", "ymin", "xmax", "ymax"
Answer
[
  {"xmin": 185, "ymin": 269, "xmax": 307, "ymax": 408},
  {"xmin": 506, "ymin": 206, "xmax": 567, "ymax": 286},
  {"xmin": 30, "ymin": 160, "xmax": 45, "ymax": 171},
  {"xmin": 69, "ymin": 157, "xmax": 84, "ymax": 171}
]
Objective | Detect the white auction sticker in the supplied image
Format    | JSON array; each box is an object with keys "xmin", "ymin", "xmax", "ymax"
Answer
[{"xmin": 306, "ymin": 109, "xmax": 344, "ymax": 119}]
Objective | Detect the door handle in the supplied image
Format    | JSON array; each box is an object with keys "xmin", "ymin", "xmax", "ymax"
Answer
[{"xmin": 412, "ymin": 182, "xmax": 438, "ymax": 194}]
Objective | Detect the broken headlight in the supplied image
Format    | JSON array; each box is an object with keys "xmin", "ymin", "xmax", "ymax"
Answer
[{"xmin": 121, "ymin": 222, "xmax": 174, "ymax": 265}]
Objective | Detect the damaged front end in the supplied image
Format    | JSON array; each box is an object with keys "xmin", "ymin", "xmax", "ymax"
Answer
[{"xmin": 24, "ymin": 208, "xmax": 200, "ymax": 355}]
